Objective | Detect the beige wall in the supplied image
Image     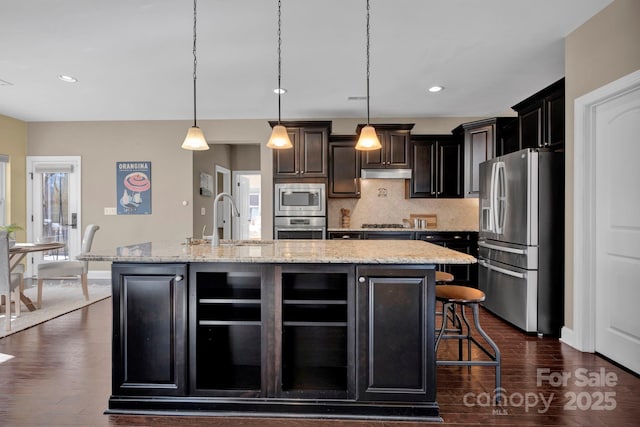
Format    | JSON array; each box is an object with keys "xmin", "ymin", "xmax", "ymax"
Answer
[
  {"xmin": 564, "ymin": 0, "xmax": 640, "ymax": 328},
  {"xmin": 27, "ymin": 120, "xmax": 275, "ymax": 269},
  {"xmin": 231, "ymin": 144, "xmax": 261, "ymax": 171},
  {"xmin": 0, "ymin": 114, "xmax": 28, "ymax": 241}
]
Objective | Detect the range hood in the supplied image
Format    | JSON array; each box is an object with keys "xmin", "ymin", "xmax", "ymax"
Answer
[{"xmin": 361, "ymin": 168, "xmax": 412, "ymax": 179}]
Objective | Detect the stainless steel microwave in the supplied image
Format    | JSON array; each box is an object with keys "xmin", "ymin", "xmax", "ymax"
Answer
[{"xmin": 274, "ymin": 183, "xmax": 326, "ymax": 217}]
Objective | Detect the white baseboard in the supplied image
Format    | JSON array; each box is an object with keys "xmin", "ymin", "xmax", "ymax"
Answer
[
  {"xmin": 560, "ymin": 326, "xmax": 576, "ymax": 348},
  {"xmin": 88, "ymin": 270, "xmax": 111, "ymax": 281}
]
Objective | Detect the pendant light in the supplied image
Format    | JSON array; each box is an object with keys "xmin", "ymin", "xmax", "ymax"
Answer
[
  {"xmin": 355, "ymin": 0, "xmax": 381, "ymax": 151},
  {"xmin": 266, "ymin": 0, "xmax": 293, "ymax": 149},
  {"xmin": 182, "ymin": 0, "xmax": 210, "ymax": 151}
]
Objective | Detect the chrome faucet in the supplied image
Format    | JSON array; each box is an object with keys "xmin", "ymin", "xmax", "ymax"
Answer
[{"xmin": 211, "ymin": 192, "xmax": 240, "ymax": 246}]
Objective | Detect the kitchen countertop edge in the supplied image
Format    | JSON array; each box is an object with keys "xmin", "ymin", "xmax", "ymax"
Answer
[{"xmin": 79, "ymin": 239, "xmax": 476, "ymax": 265}]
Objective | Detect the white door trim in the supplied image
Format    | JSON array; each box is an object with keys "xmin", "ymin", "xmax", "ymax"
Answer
[{"xmin": 565, "ymin": 68, "xmax": 640, "ymax": 352}]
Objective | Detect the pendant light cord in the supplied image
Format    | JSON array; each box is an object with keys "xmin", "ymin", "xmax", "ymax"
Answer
[
  {"xmin": 277, "ymin": 0, "xmax": 283, "ymax": 125},
  {"xmin": 366, "ymin": 0, "xmax": 371, "ymax": 125},
  {"xmin": 192, "ymin": 0, "xmax": 198, "ymax": 128}
]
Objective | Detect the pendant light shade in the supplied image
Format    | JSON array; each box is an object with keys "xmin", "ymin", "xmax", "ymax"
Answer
[
  {"xmin": 182, "ymin": 0, "xmax": 209, "ymax": 151},
  {"xmin": 268, "ymin": 0, "xmax": 293, "ymax": 150},
  {"xmin": 356, "ymin": 0, "xmax": 381, "ymax": 151},
  {"xmin": 182, "ymin": 126, "xmax": 209, "ymax": 150},
  {"xmin": 355, "ymin": 125, "xmax": 381, "ymax": 151},
  {"xmin": 267, "ymin": 124, "xmax": 293, "ymax": 149}
]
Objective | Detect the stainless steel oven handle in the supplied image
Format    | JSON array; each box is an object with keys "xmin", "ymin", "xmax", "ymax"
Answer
[
  {"xmin": 277, "ymin": 228, "xmax": 325, "ymax": 232},
  {"xmin": 478, "ymin": 241, "xmax": 526, "ymax": 255},
  {"xmin": 478, "ymin": 260, "xmax": 526, "ymax": 279}
]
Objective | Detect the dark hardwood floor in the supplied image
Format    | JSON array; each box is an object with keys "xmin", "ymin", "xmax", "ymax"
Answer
[{"xmin": 1, "ymin": 297, "xmax": 638, "ymax": 426}]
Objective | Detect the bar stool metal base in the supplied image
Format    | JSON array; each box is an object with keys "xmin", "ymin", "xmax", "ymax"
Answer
[{"xmin": 435, "ymin": 286, "xmax": 501, "ymax": 402}]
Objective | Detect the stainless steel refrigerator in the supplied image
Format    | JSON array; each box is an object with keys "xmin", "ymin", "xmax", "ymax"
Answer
[{"xmin": 478, "ymin": 148, "xmax": 564, "ymax": 336}]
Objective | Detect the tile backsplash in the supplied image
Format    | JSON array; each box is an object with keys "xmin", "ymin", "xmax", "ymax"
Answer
[{"xmin": 327, "ymin": 179, "xmax": 479, "ymax": 230}]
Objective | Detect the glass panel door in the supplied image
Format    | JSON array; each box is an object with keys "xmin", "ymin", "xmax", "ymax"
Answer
[{"xmin": 26, "ymin": 156, "xmax": 81, "ymax": 276}]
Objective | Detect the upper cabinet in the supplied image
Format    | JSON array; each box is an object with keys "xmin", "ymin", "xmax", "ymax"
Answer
[
  {"xmin": 328, "ymin": 135, "xmax": 361, "ymax": 198},
  {"xmin": 407, "ymin": 135, "xmax": 463, "ymax": 198},
  {"xmin": 453, "ymin": 117, "xmax": 517, "ymax": 198},
  {"xmin": 271, "ymin": 121, "xmax": 331, "ymax": 179},
  {"xmin": 512, "ymin": 78, "xmax": 565, "ymax": 152},
  {"xmin": 358, "ymin": 124, "xmax": 414, "ymax": 169}
]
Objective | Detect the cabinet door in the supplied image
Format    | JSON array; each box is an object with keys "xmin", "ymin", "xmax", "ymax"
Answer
[
  {"xmin": 385, "ymin": 131, "xmax": 410, "ymax": 168},
  {"xmin": 361, "ymin": 130, "xmax": 410, "ymax": 169},
  {"xmin": 112, "ymin": 263, "xmax": 187, "ymax": 396},
  {"xmin": 545, "ymin": 90, "xmax": 564, "ymax": 149},
  {"xmin": 300, "ymin": 127, "xmax": 328, "ymax": 177},
  {"xmin": 409, "ymin": 139, "xmax": 437, "ymax": 198},
  {"xmin": 497, "ymin": 118, "xmax": 520, "ymax": 156},
  {"xmin": 273, "ymin": 128, "xmax": 300, "ymax": 177},
  {"xmin": 356, "ymin": 267, "xmax": 436, "ymax": 402},
  {"xmin": 519, "ymin": 104, "xmax": 543, "ymax": 150},
  {"xmin": 329, "ymin": 140, "xmax": 360, "ymax": 198},
  {"xmin": 361, "ymin": 131, "xmax": 386, "ymax": 168},
  {"xmin": 438, "ymin": 140, "xmax": 463, "ymax": 198},
  {"xmin": 464, "ymin": 124, "xmax": 495, "ymax": 197}
]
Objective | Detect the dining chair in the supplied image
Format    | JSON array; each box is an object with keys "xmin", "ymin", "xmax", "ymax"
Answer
[
  {"xmin": 36, "ymin": 224, "xmax": 100, "ymax": 308},
  {"xmin": 1, "ymin": 230, "xmax": 23, "ymax": 331}
]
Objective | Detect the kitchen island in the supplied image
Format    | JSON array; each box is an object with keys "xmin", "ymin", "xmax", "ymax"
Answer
[{"xmin": 80, "ymin": 239, "xmax": 475, "ymax": 421}]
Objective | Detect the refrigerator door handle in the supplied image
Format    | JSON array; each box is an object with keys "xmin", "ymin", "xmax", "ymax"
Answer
[
  {"xmin": 490, "ymin": 162, "xmax": 499, "ymax": 233},
  {"xmin": 478, "ymin": 259, "xmax": 526, "ymax": 279},
  {"xmin": 495, "ymin": 162, "xmax": 506, "ymax": 234},
  {"xmin": 478, "ymin": 241, "xmax": 527, "ymax": 255}
]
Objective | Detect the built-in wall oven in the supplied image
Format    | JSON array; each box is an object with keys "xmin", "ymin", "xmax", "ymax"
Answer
[
  {"xmin": 274, "ymin": 182, "xmax": 326, "ymax": 239},
  {"xmin": 274, "ymin": 216, "xmax": 326, "ymax": 240}
]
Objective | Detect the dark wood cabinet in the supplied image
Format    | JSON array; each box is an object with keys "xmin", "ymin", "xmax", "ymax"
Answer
[
  {"xmin": 512, "ymin": 78, "xmax": 565, "ymax": 152},
  {"xmin": 358, "ymin": 124, "xmax": 414, "ymax": 169},
  {"xmin": 112, "ymin": 263, "xmax": 187, "ymax": 396},
  {"xmin": 363, "ymin": 231, "xmax": 415, "ymax": 240},
  {"xmin": 328, "ymin": 231, "xmax": 363, "ymax": 239},
  {"xmin": 271, "ymin": 121, "xmax": 331, "ymax": 179},
  {"xmin": 328, "ymin": 135, "xmax": 360, "ymax": 198},
  {"xmin": 416, "ymin": 231, "xmax": 478, "ymax": 287},
  {"xmin": 453, "ymin": 117, "xmax": 516, "ymax": 197},
  {"xmin": 407, "ymin": 135, "xmax": 463, "ymax": 198},
  {"xmin": 356, "ymin": 266, "xmax": 436, "ymax": 402}
]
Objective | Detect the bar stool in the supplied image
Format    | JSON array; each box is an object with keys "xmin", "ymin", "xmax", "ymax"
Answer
[
  {"xmin": 434, "ymin": 285, "xmax": 501, "ymax": 400},
  {"xmin": 435, "ymin": 271, "xmax": 454, "ymax": 283},
  {"xmin": 435, "ymin": 271, "xmax": 462, "ymax": 334}
]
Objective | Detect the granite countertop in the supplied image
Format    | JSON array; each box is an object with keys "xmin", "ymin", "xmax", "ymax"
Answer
[{"xmin": 79, "ymin": 239, "xmax": 476, "ymax": 265}]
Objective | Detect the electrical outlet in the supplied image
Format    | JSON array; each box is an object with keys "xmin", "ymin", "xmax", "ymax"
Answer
[
  {"xmin": 201, "ymin": 207, "xmax": 206, "ymax": 215},
  {"xmin": 104, "ymin": 207, "xmax": 117, "ymax": 215}
]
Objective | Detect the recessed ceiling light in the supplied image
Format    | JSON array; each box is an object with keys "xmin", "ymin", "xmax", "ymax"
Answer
[
  {"xmin": 58, "ymin": 75, "xmax": 78, "ymax": 83},
  {"xmin": 273, "ymin": 87, "xmax": 287, "ymax": 94},
  {"xmin": 428, "ymin": 85, "xmax": 444, "ymax": 93}
]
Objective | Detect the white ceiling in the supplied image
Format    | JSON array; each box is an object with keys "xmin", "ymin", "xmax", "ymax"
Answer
[{"xmin": 0, "ymin": 0, "xmax": 612, "ymax": 123}]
